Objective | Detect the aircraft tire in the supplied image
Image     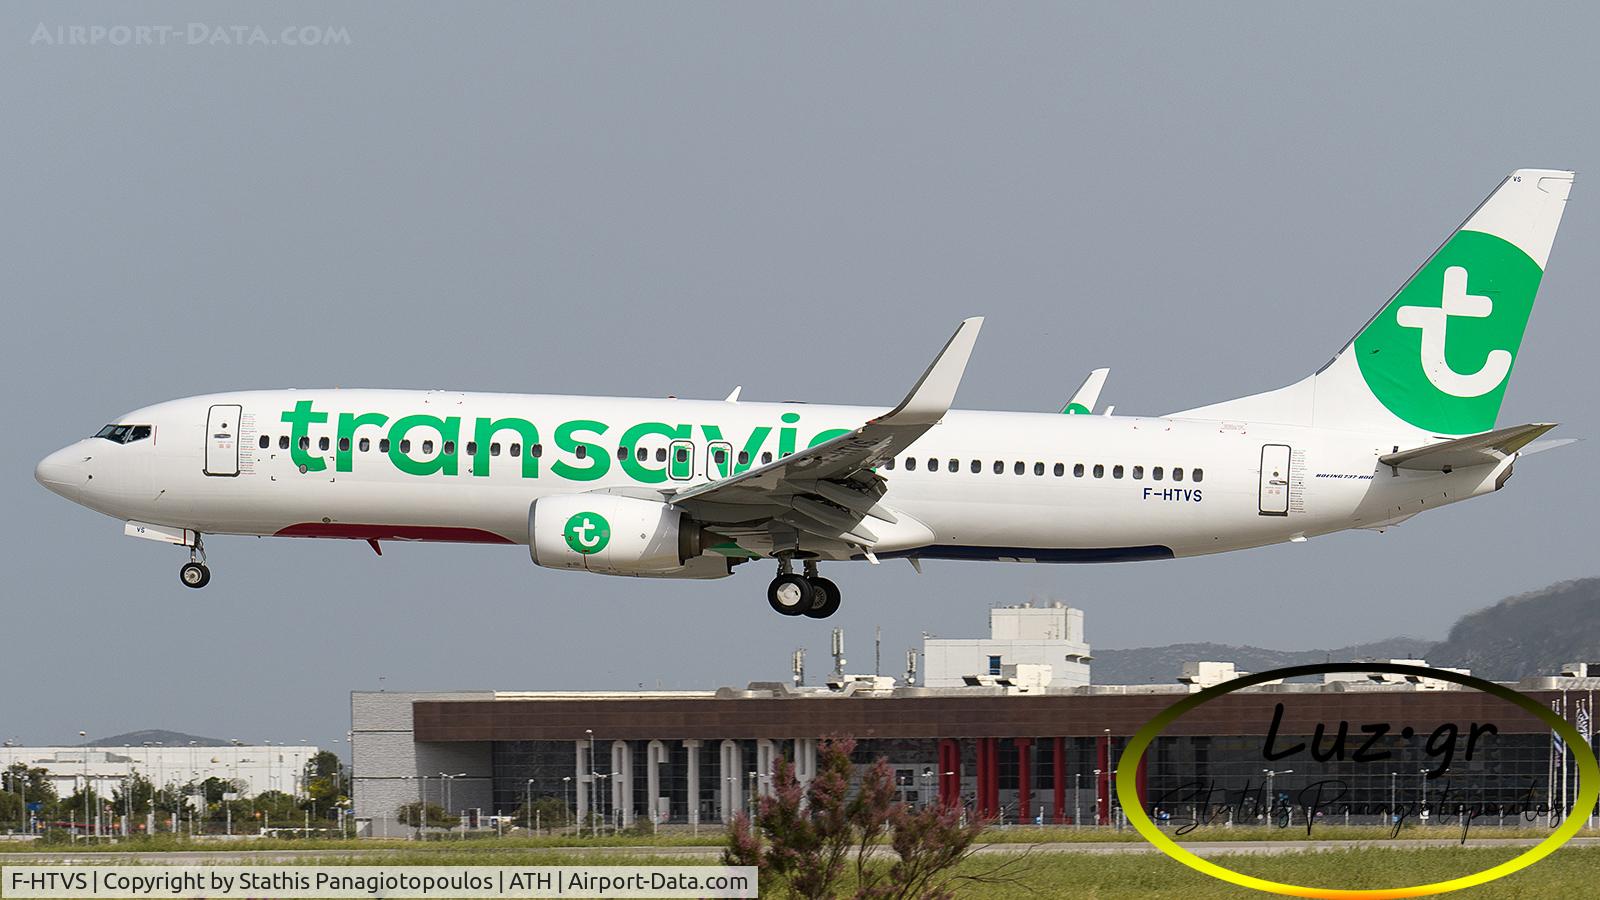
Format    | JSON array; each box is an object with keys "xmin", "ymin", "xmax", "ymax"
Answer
[
  {"xmin": 802, "ymin": 577, "xmax": 841, "ymax": 619},
  {"xmin": 767, "ymin": 574, "xmax": 812, "ymax": 616},
  {"xmin": 180, "ymin": 562, "xmax": 211, "ymax": 589}
]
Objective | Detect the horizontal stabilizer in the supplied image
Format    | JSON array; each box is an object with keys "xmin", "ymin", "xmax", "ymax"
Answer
[{"xmin": 1379, "ymin": 422, "xmax": 1557, "ymax": 471}]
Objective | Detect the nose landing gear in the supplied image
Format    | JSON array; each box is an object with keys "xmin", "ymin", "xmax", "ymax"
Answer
[
  {"xmin": 765, "ymin": 558, "xmax": 842, "ymax": 619},
  {"xmin": 179, "ymin": 534, "xmax": 211, "ymax": 589}
]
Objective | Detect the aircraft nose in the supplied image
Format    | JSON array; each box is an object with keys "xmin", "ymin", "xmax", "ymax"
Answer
[{"xmin": 35, "ymin": 445, "xmax": 86, "ymax": 500}]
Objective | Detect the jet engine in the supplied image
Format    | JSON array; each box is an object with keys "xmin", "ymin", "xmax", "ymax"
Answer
[{"xmin": 529, "ymin": 494, "xmax": 728, "ymax": 578}]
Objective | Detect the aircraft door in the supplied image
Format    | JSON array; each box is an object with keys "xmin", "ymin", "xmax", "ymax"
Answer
[
  {"xmin": 204, "ymin": 404, "xmax": 243, "ymax": 477},
  {"xmin": 1258, "ymin": 443, "xmax": 1290, "ymax": 516},
  {"xmin": 669, "ymin": 439, "xmax": 696, "ymax": 481},
  {"xmin": 706, "ymin": 441, "xmax": 732, "ymax": 479}
]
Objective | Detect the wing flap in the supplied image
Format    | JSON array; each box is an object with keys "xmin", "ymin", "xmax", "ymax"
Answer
[{"xmin": 1379, "ymin": 422, "xmax": 1557, "ymax": 471}]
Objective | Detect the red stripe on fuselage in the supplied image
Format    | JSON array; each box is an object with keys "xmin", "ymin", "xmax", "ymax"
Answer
[{"xmin": 274, "ymin": 523, "xmax": 515, "ymax": 544}]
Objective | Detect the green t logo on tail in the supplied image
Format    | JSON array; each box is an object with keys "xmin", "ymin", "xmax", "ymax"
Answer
[
  {"xmin": 1354, "ymin": 230, "xmax": 1543, "ymax": 434},
  {"xmin": 563, "ymin": 512, "xmax": 610, "ymax": 555}
]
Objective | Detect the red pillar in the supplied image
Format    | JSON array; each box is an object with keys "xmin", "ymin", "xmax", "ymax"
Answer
[
  {"xmin": 977, "ymin": 737, "xmax": 999, "ymax": 819},
  {"xmin": 1096, "ymin": 734, "xmax": 1111, "ymax": 825},
  {"xmin": 937, "ymin": 739, "xmax": 961, "ymax": 808},
  {"xmin": 1014, "ymin": 738, "xmax": 1033, "ymax": 825},
  {"xmin": 1052, "ymin": 737, "xmax": 1066, "ymax": 823}
]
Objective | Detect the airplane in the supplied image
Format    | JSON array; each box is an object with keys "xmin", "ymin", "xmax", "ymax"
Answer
[
  {"xmin": 36, "ymin": 169, "xmax": 1573, "ymax": 619},
  {"xmin": 1062, "ymin": 368, "xmax": 1109, "ymax": 415}
]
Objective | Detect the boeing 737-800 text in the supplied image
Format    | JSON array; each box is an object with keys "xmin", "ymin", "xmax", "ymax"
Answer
[{"xmin": 36, "ymin": 170, "xmax": 1574, "ymax": 618}]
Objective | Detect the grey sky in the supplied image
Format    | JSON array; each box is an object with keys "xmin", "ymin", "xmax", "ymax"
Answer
[{"xmin": 4, "ymin": 2, "xmax": 1597, "ymax": 752}]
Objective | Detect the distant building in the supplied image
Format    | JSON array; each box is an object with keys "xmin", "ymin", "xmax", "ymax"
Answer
[
  {"xmin": 922, "ymin": 602, "xmax": 1090, "ymax": 689},
  {"xmin": 0, "ymin": 744, "xmax": 319, "ymax": 799}
]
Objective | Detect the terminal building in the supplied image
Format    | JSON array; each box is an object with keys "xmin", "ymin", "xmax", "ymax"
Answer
[
  {"xmin": 0, "ymin": 743, "xmax": 321, "ymax": 799},
  {"xmin": 350, "ymin": 607, "xmax": 1599, "ymax": 836}
]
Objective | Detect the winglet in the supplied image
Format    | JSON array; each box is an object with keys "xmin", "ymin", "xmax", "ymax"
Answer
[{"xmin": 874, "ymin": 317, "xmax": 983, "ymax": 426}]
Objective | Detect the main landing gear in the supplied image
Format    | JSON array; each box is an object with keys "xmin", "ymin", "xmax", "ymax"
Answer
[
  {"xmin": 179, "ymin": 534, "xmax": 211, "ymax": 589},
  {"xmin": 766, "ymin": 559, "xmax": 841, "ymax": 619}
]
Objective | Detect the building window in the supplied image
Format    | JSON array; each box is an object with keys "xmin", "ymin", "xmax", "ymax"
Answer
[{"xmin": 988, "ymin": 655, "xmax": 1002, "ymax": 675}]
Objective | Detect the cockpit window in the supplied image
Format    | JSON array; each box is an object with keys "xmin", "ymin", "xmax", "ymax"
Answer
[{"xmin": 94, "ymin": 424, "xmax": 152, "ymax": 444}]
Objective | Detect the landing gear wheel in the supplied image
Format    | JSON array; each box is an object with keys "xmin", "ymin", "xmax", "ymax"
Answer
[
  {"xmin": 180, "ymin": 562, "xmax": 211, "ymax": 589},
  {"xmin": 803, "ymin": 577, "xmax": 841, "ymax": 619},
  {"xmin": 767, "ymin": 574, "xmax": 812, "ymax": 616}
]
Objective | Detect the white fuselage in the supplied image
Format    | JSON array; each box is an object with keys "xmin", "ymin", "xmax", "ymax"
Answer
[{"xmin": 35, "ymin": 389, "xmax": 1509, "ymax": 564}]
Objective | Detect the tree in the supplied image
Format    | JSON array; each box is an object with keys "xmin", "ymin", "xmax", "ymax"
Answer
[
  {"xmin": 396, "ymin": 802, "xmax": 459, "ymax": 829},
  {"xmin": 512, "ymin": 795, "xmax": 571, "ymax": 830},
  {"xmin": 724, "ymin": 738, "xmax": 1016, "ymax": 900},
  {"xmin": 5, "ymin": 763, "xmax": 57, "ymax": 821},
  {"xmin": 111, "ymin": 773, "xmax": 155, "ymax": 819}
]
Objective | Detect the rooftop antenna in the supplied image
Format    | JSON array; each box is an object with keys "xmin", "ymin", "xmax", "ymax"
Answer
[
  {"xmin": 831, "ymin": 628, "xmax": 846, "ymax": 681},
  {"xmin": 875, "ymin": 625, "xmax": 882, "ymax": 677},
  {"xmin": 792, "ymin": 649, "xmax": 806, "ymax": 687},
  {"xmin": 904, "ymin": 649, "xmax": 918, "ymax": 686}
]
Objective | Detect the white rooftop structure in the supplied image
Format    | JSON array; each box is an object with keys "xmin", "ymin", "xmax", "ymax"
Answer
[
  {"xmin": 0, "ymin": 744, "xmax": 319, "ymax": 799},
  {"xmin": 923, "ymin": 602, "xmax": 1091, "ymax": 689}
]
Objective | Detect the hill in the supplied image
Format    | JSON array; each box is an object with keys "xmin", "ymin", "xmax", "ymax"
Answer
[
  {"xmin": 82, "ymin": 729, "xmax": 229, "ymax": 747},
  {"xmin": 1425, "ymin": 577, "xmax": 1600, "ymax": 680},
  {"xmin": 1093, "ymin": 576, "xmax": 1600, "ymax": 684}
]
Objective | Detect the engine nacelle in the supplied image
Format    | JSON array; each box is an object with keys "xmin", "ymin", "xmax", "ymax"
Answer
[{"xmin": 530, "ymin": 494, "xmax": 726, "ymax": 578}]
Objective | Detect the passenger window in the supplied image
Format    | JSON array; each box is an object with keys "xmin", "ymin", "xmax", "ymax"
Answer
[
  {"xmin": 379, "ymin": 439, "xmax": 391, "ymax": 453},
  {"xmin": 675, "ymin": 447, "xmax": 689, "ymax": 463},
  {"xmin": 318, "ymin": 437, "xmax": 330, "ymax": 452},
  {"xmin": 465, "ymin": 442, "xmax": 475, "ymax": 456},
  {"xmin": 1073, "ymin": 463, "xmax": 1084, "ymax": 477},
  {"xmin": 762, "ymin": 451, "xmax": 773, "ymax": 464},
  {"xmin": 339, "ymin": 438, "xmax": 351, "ymax": 452},
  {"xmin": 616, "ymin": 447, "xmax": 629, "ymax": 461},
  {"xmin": 714, "ymin": 448, "xmax": 727, "ymax": 464},
  {"xmin": 971, "ymin": 460, "xmax": 981, "ymax": 473},
  {"xmin": 883, "ymin": 457, "xmax": 895, "ymax": 470},
  {"xmin": 512, "ymin": 443, "xmax": 524, "ymax": 457},
  {"xmin": 422, "ymin": 440, "xmax": 435, "ymax": 454},
  {"xmin": 993, "ymin": 461, "xmax": 1003, "ymax": 474},
  {"xmin": 490, "ymin": 442, "xmax": 501, "ymax": 456},
  {"xmin": 400, "ymin": 440, "xmax": 411, "ymax": 453},
  {"xmin": 300, "ymin": 437, "xmax": 310, "ymax": 451},
  {"xmin": 259, "ymin": 436, "xmax": 270, "ymax": 449},
  {"xmin": 1113, "ymin": 465, "xmax": 1124, "ymax": 479},
  {"xmin": 1013, "ymin": 461, "xmax": 1024, "ymax": 475},
  {"xmin": 1093, "ymin": 464, "xmax": 1104, "ymax": 478},
  {"xmin": 1153, "ymin": 466, "xmax": 1163, "ymax": 481},
  {"xmin": 636, "ymin": 447, "xmax": 648, "ymax": 462},
  {"xmin": 927, "ymin": 457, "xmax": 938, "ymax": 472},
  {"xmin": 1054, "ymin": 463, "xmax": 1064, "ymax": 477},
  {"xmin": 655, "ymin": 448, "xmax": 667, "ymax": 462},
  {"xmin": 1193, "ymin": 468, "xmax": 1204, "ymax": 483},
  {"xmin": 279, "ymin": 436, "xmax": 289, "ymax": 450},
  {"xmin": 576, "ymin": 445, "xmax": 588, "ymax": 459},
  {"xmin": 906, "ymin": 457, "xmax": 918, "ymax": 471},
  {"xmin": 1132, "ymin": 465, "xmax": 1144, "ymax": 480},
  {"xmin": 1173, "ymin": 467, "xmax": 1184, "ymax": 482},
  {"xmin": 1034, "ymin": 462, "xmax": 1044, "ymax": 476},
  {"xmin": 360, "ymin": 438, "xmax": 371, "ymax": 452},
  {"xmin": 738, "ymin": 450, "xmax": 750, "ymax": 466},
  {"xmin": 530, "ymin": 443, "xmax": 541, "ymax": 457},
  {"xmin": 443, "ymin": 441, "xmax": 455, "ymax": 455},
  {"xmin": 948, "ymin": 459, "xmax": 958, "ymax": 473}
]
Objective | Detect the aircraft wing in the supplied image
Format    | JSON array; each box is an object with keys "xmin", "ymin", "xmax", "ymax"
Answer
[
  {"xmin": 1379, "ymin": 422, "xmax": 1558, "ymax": 472},
  {"xmin": 1061, "ymin": 368, "xmax": 1108, "ymax": 414},
  {"xmin": 664, "ymin": 317, "xmax": 982, "ymax": 547}
]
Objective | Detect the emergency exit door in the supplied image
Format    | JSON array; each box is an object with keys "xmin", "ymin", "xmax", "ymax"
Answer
[
  {"xmin": 1258, "ymin": 444, "xmax": 1290, "ymax": 516},
  {"xmin": 204, "ymin": 404, "xmax": 242, "ymax": 476}
]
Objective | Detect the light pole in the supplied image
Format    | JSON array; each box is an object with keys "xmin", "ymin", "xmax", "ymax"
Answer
[
  {"xmin": 1418, "ymin": 768, "xmax": 1430, "ymax": 823},
  {"xmin": 1262, "ymin": 768, "xmax": 1293, "ymax": 823},
  {"xmin": 562, "ymin": 776, "xmax": 572, "ymax": 834},
  {"xmin": 1074, "ymin": 773, "xmax": 1082, "ymax": 828},
  {"xmin": 921, "ymin": 769, "xmax": 933, "ymax": 810},
  {"xmin": 79, "ymin": 731, "xmax": 88, "ymax": 842},
  {"xmin": 439, "ymin": 772, "xmax": 466, "ymax": 836},
  {"xmin": 1092, "ymin": 768, "xmax": 1102, "ymax": 827},
  {"xmin": 585, "ymin": 730, "xmax": 596, "ymax": 837}
]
